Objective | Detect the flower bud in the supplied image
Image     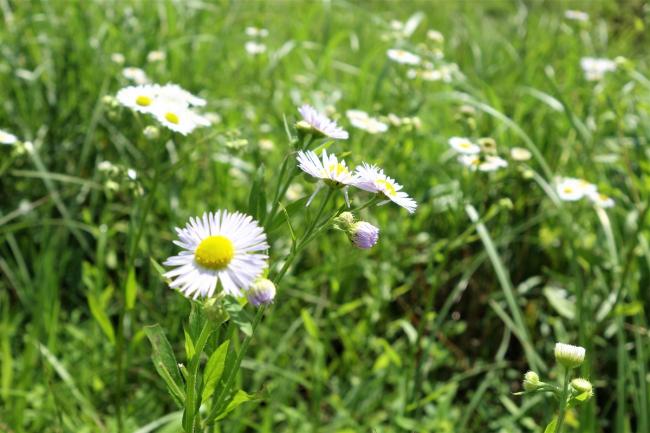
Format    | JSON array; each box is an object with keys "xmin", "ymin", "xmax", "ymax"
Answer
[
  {"xmin": 202, "ymin": 296, "xmax": 228, "ymax": 324},
  {"xmin": 143, "ymin": 125, "xmax": 160, "ymax": 140},
  {"xmin": 554, "ymin": 343, "xmax": 586, "ymax": 369},
  {"xmin": 523, "ymin": 371, "xmax": 541, "ymax": 391},
  {"xmin": 350, "ymin": 221, "xmax": 380, "ymax": 249},
  {"xmin": 334, "ymin": 211, "xmax": 356, "ymax": 231},
  {"xmin": 570, "ymin": 378, "xmax": 593, "ymax": 396},
  {"xmin": 247, "ymin": 278, "xmax": 276, "ymax": 307}
]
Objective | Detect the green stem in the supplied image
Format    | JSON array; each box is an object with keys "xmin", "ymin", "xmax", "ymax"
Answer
[
  {"xmin": 184, "ymin": 320, "xmax": 214, "ymax": 432},
  {"xmin": 555, "ymin": 368, "xmax": 571, "ymax": 433}
]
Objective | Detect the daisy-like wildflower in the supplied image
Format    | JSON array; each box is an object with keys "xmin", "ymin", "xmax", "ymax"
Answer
[
  {"xmin": 587, "ymin": 190, "xmax": 615, "ymax": 208},
  {"xmin": 346, "ymin": 110, "xmax": 389, "ymax": 134},
  {"xmin": 158, "ymin": 84, "xmax": 207, "ymax": 107},
  {"xmin": 427, "ymin": 29, "xmax": 445, "ymax": 43},
  {"xmin": 152, "ymin": 103, "xmax": 210, "ymax": 135},
  {"xmin": 554, "ymin": 343, "xmax": 586, "ymax": 369},
  {"xmin": 296, "ymin": 149, "xmax": 357, "ymax": 206},
  {"xmin": 116, "ymin": 84, "xmax": 160, "ymax": 113},
  {"xmin": 122, "ymin": 67, "xmax": 149, "ymax": 84},
  {"xmin": 111, "ymin": 53, "xmax": 125, "ymax": 64},
  {"xmin": 164, "ymin": 211, "xmax": 269, "ymax": 299},
  {"xmin": 0, "ymin": 129, "xmax": 18, "ymax": 145},
  {"xmin": 565, "ymin": 10, "xmax": 589, "ymax": 22},
  {"xmin": 556, "ymin": 177, "xmax": 595, "ymax": 201},
  {"xmin": 147, "ymin": 50, "xmax": 166, "ymax": 62},
  {"xmin": 449, "ymin": 137, "xmax": 480, "ymax": 154},
  {"xmin": 354, "ymin": 163, "xmax": 417, "ymax": 213},
  {"xmin": 580, "ymin": 57, "xmax": 617, "ymax": 81},
  {"xmin": 245, "ymin": 41, "xmax": 267, "ymax": 55},
  {"xmin": 247, "ymin": 278, "xmax": 276, "ymax": 307},
  {"xmin": 387, "ymin": 48, "xmax": 421, "ymax": 65},
  {"xmin": 510, "ymin": 147, "xmax": 532, "ymax": 161},
  {"xmin": 478, "ymin": 155, "xmax": 508, "ymax": 172},
  {"xmin": 297, "ymin": 104, "xmax": 349, "ymax": 140},
  {"xmin": 458, "ymin": 154, "xmax": 481, "ymax": 170},
  {"xmin": 245, "ymin": 26, "xmax": 269, "ymax": 38}
]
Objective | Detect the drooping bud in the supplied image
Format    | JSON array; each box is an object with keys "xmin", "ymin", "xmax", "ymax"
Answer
[
  {"xmin": 334, "ymin": 211, "xmax": 356, "ymax": 231},
  {"xmin": 350, "ymin": 221, "xmax": 380, "ymax": 249},
  {"xmin": 247, "ymin": 278, "xmax": 276, "ymax": 307},
  {"xmin": 554, "ymin": 343, "xmax": 586, "ymax": 369},
  {"xmin": 523, "ymin": 371, "xmax": 541, "ymax": 391},
  {"xmin": 570, "ymin": 378, "xmax": 593, "ymax": 395}
]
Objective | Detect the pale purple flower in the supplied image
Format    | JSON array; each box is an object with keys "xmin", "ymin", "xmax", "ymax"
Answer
[
  {"xmin": 351, "ymin": 222, "xmax": 379, "ymax": 249},
  {"xmin": 298, "ymin": 104, "xmax": 349, "ymax": 140}
]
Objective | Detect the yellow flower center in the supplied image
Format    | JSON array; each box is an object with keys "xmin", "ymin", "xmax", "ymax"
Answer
[
  {"xmin": 136, "ymin": 95, "xmax": 152, "ymax": 106},
  {"xmin": 327, "ymin": 162, "xmax": 349, "ymax": 177},
  {"xmin": 194, "ymin": 235, "xmax": 235, "ymax": 270},
  {"xmin": 376, "ymin": 179, "xmax": 396, "ymax": 196},
  {"xmin": 563, "ymin": 186, "xmax": 574, "ymax": 194},
  {"xmin": 460, "ymin": 142, "xmax": 471, "ymax": 149},
  {"xmin": 165, "ymin": 112, "xmax": 180, "ymax": 124}
]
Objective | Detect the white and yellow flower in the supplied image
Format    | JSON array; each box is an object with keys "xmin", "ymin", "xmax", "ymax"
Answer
[
  {"xmin": 556, "ymin": 177, "xmax": 594, "ymax": 201},
  {"xmin": 152, "ymin": 103, "xmax": 210, "ymax": 135},
  {"xmin": 387, "ymin": 48, "xmax": 421, "ymax": 65},
  {"xmin": 478, "ymin": 155, "xmax": 508, "ymax": 172},
  {"xmin": 164, "ymin": 211, "xmax": 269, "ymax": 299},
  {"xmin": 122, "ymin": 67, "xmax": 149, "ymax": 84},
  {"xmin": 510, "ymin": 147, "xmax": 532, "ymax": 161},
  {"xmin": 354, "ymin": 163, "xmax": 417, "ymax": 213},
  {"xmin": 158, "ymin": 84, "xmax": 206, "ymax": 107},
  {"xmin": 298, "ymin": 104, "xmax": 349, "ymax": 140},
  {"xmin": 346, "ymin": 110, "xmax": 389, "ymax": 134},
  {"xmin": 587, "ymin": 190, "xmax": 615, "ymax": 208},
  {"xmin": 449, "ymin": 137, "xmax": 480, "ymax": 154},
  {"xmin": 580, "ymin": 57, "xmax": 616, "ymax": 81},
  {"xmin": 296, "ymin": 149, "xmax": 357, "ymax": 205},
  {"xmin": 116, "ymin": 85, "xmax": 160, "ymax": 113}
]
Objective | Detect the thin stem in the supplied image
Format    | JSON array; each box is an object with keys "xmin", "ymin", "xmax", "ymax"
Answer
[{"xmin": 555, "ymin": 368, "xmax": 571, "ymax": 433}]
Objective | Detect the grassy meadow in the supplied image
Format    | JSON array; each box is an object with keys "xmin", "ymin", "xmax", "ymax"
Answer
[{"xmin": 2, "ymin": 0, "xmax": 650, "ymax": 432}]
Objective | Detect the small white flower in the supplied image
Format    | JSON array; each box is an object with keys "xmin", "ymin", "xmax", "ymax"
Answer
[
  {"xmin": 296, "ymin": 149, "xmax": 357, "ymax": 188},
  {"xmin": 164, "ymin": 210, "xmax": 269, "ymax": 299},
  {"xmin": 387, "ymin": 48, "xmax": 421, "ymax": 65},
  {"xmin": 147, "ymin": 50, "xmax": 166, "ymax": 62},
  {"xmin": 427, "ymin": 29, "xmax": 445, "ymax": 43},
  {"xmin": 346, "ymin": 110, "xmax": 389, "ymax": 134},
  {"xmin": 354, "ymin": 163, "xmax": 417, "ymax": 213},
  {"xmin": 587, "ymin": 190, "xmax": 615, "ymax": 208},
  {"xmin": 152, "ymin": 103, "xmax": 207, "ymax": 135},
  {"xmin": 111, "ymin": 53, "xmax": 125, "ymax": 64},
  {"xmin": 127, "ymin": 168, "xmax": 137, "ymax": 180},
  {"xmin": 449, "ymin": 137, "xmax": 480, "ymax": 154},
  {"xmin": 122, "ymin": 67, "xmax": 148, "ymax": 84},
  {"xmin": 458, "ymin": 154, "xmax": 481, "ymax": 170},
  {"xmin": 0, "ymin": 129, "xmax": 18, "ymax": 145},
  {"xmin": 510, "ymin": 147, "xmax": 532, "ymax": 161},
  {"xmin": 478, "ymin": 155, "xmax": 508, "ymax": 172},
  {"xmin": 116, "ymin": 85, "xmax": 160, "ymax": 113},
  {"xmin": 245, "ymin": 41, "xmax": 267, "ymax": 55},
  {"xmin": 245, "ymin": 27, "xmax": 269, "ymax": 38},
  {"xmin": 554, "ymin": 343, "xmax": 586, "ymax": 369},
  {"xmin": 298, "ymin": 104, "xmax": 349, "ymax": 140},
  {"xmin": 158, "ymin": 83, "xmax": 207, "ymax": 107},
  {"xmin": 581, "ymin": 57, "xmax": 617, "ymax": 81},
  {"xmin": 556, "ymin": 177, "xmax": 594, "ymax": 201},
  {"xmin": 565, "ymin": 10, "xmax": 589, "ymax": 22}
]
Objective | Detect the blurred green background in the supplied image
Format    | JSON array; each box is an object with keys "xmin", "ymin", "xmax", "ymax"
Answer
[{"xmin": 1, "ymin": 0, "xmax": 650, "ymax": 432}]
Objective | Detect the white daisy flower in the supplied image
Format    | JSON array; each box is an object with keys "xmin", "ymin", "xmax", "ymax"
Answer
[
  {"xmin": 449, "ymin": 137, "xmax": 480, "ymax": 154},
  {"xmin": 158, "ymin": 83, "xmax": 207, "ymax": 107},
  {"xmin": 111, "ymin": 53, "xmax": 125, "ymax": 64},
  {"xmin": 458, "ymin": 154, "xmax": 481, "ymax": 170},
  {"xmin": 510, "ymin": 147, "xmax": 532, "ymax": 161},
  {"xmin": 346, "ymin": 110, "xmax": 389, "ymax": 134},
  {"xmin": 245, "ymin": 41, "xmax": 267, "ymax": 55},
  {"xmin": 298, "ymin": 104, "xmax": 349, "ymax": 140},
  {"xmin": 147, "ymin": 50, "xmax": 166, "ymax": 62},
  {"xmin": 387, "ymin": 48, "xmax": 421, "ymax": 65},
  {"xmin": 580, "ymin": 57, "xmax": 616, "ymax": 81},
  {"xmin": 0, "ymin": 129, "xmax": 18, "ymax": 145},
  {"xmin": 245, "ymin": 27, "xmax": 269, "ymax": 38},
  {"xmin": 296, "ymin": 149, "xmax": 357, "ymax": 206},
  {"xmin": 427, "ymin": 29, "xmax": 445, "ymax": 43},
  {"xmin": 122, "ymin": 67, "xmax": 149, "ymax": 84},
  {"xmin": 164, "ymin": 210, "xmax": 269, "ymax": 299},
  {"xmin": 565, "ymin": 10, "xmax": 589, "ymax": 22},
  {"xmin": 554, "ymin": 342, "xmax": 586, "ymax": 369},
  {"xmin": 152, "ymin": 103, "xmax": 209, "ymax": 135},
  {"xmin": 587, "ymin": 190, "xmax": 615, "ymax": 208},
  {"xmin": 478, "ymin": 155, "xmax": 508, "ymax": 172},
  {"xmin": 116, "ymin": 85, "xmax": 160, "ymax": 113},
  {"xmin": 556, "ymin": 177, "xmax": 593, "ymax": 201},
  {"xmin": 354, "ymin": 163, "xmax": 417, "ymax": 213}
]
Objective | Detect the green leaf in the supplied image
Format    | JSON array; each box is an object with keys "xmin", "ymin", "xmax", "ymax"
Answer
[
  {"xmin": 248, "ymin": 164, "xmax": 267, "ymax": 221},
  {"xmin": 184, "ymin": 329, "xmax": 195, "ymax": 359},
  {"xmin": 202, "ymin": 341, "xmax": 230, "ymax": 401},
  {"xmin": 544, "ymin": 417, "xmax": 558, "ymax": 433},
  {"xmin": 214, "ymin": 389, "xmax": 256, "ymax": 421},
  {"xmin": 223, "ymin": 296, "xmax": 252, "ymax": 336},
  {"xmin": 125, "ymin": 267, "xmax": 137, "ymax": 310},
  {"xmin": 87, "ymin": 290, "xmax": 115, "ymax": 344},
  {"xmin": 145, "ymin": 324, "xmax": 185, "ymax": 406},
  {"xmin": 301, "ymin": 309, "xmax": 319, "ymax": 340}
]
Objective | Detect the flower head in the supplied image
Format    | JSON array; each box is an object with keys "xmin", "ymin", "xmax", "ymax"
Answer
[
  {"xmin": 350, "ymin": 221, "xmax": 380, "ymax": 249},
  {"xmin": 122, "ymin": 67, "xmax": 149, "ymax": 84},
  {"xmin": 297, "ymin": 104, "xmax": 348, "ymax": 140},
  {"xmin": 556, "ymin": 178, "xmax": 595, "ymax": 202},
  {"xmin": 0, "ymin": 129, "xmax": 18, "ymax": 145},
  {"xmin": 346, "ymin": 110, "xmax": 389, "ymax": 134},
  {"xmin": 458, "ymin": 154, "xmax": 481, "ymax": 170},
  {"xmin": 554, "ymin": 343, "xmax": 586, "ymax": 369},
  {"xmin": 449, "ymin": 137, "xmax": 480, "ymax": 154},
  {"xmin": 587, "ymin": 190, "xmax": 615, "ymax": 208},
  {"xmin": 523, "ymin": 371, "xmax": 541, "ymax": 391},
  {"xmin": 247, "ymin": 278, "xmax": 276, "ymax": 307},
  {"xmin": 565, "ymin": 10, "xmax": 589, "ymax": 22},
  {"xmin": 510, "ymin": 147, "xmax": 532, "ymax": 161},
  {"xmin": 296, "ymin": 149, "xmax": 356, "ymax": 187},
  {"xmin": 387, "ymin": 48, "xmax": 421, "ymax": 65},
  {"xmin": 164, "ymin": 211, "xmax": 269, "ymax": 299},
  {"xmin": 245, "ymin": 41, "xmax": 267, "ymax": 55},
  {"xmin": 478, "ymin": 155, "xmax": 508, "ymax": 172},
  {"xmin": 571, "ymin": 378, "xmax": 593, "ymax": 395},
  {"xmin": 157, "ymin": 84, "xmax": 207, "ymax": 107},
  {"xmin": 116, "ymin": 85, "xmax": 160, "ymax": 114},
  {"xmin": 354, "ymin": 163, "xmax": 417, "ymax": 213},
  {"xmin": 152, "ymin": 103, "xmax": 210, "ymax": 135},
  {"xmin": 581, "ymin": 57, "xmax": 617, "ymax": 81}
]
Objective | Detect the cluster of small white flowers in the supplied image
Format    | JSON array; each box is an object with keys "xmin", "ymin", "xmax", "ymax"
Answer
[
  {"xmin": 346, "ymin": 110, "xmax": 389, "ymax": 134},
  {"xmin": 387, "ymin": 48, "xmax": 421, "ymax": 65},
  {"xmin": 565, "ymin": 10, "xmax": 589, "ymax": 22},
  {"xmin": 244, "ymin": 26, "xmax": 268, "ymax": 56},
  {"xmin": 556, "ymin": 177, "xmax": 614, "ymax": 208},
  {"xmin": 580, "ymin": 57, "xmax": 617, "ymax": 81},
  {"xmin": 449, "ymin": 137, "xmax": 508, "ymax": 172},
  {"xmin": 116, "ymin": 83, "xmax": 211, "ymax": 135},
  {"xmin": 296, "ymin": 105, "xmax": 417, "ymax": 214}
]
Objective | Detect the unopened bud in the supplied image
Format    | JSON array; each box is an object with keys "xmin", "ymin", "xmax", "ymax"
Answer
[
  {"xmin": 247, "ymin": 278, "xmax": 276, "ymax": 307},
  {"xmin": 143, "ymin": 125, "xmax": 160, "ymax": 140},
  {"xmin": 555, "ymin": 343, "xmax": 586, "ymax": 369},
  {"xmin": 570, "ymin": 378, "xmax": 593, "ymax": 396},
  {"xmin": 523, "ymin": 371, "xmax": 541, "ymax": 391},
  {"xmin": 350, "ymin": 221, "xmax": 380, "ymax": 249}
]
